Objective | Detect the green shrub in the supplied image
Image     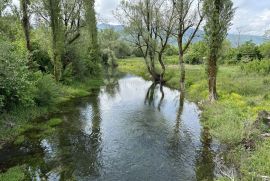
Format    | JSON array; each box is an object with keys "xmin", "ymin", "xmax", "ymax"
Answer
[
  {"xmin": 33, "ymin": 73, "xmax": 62, "ymax": 106},
  {"xmin": 241, "ymin": 59, "xmax": 270, "ymax": 75},
  {"xmin": 165, "ymin": 45, "xmax": 178, "ymax": 56},
  {"xmin": 31, "ymin": 42, "xmax": 53, "ymax": 73},
  {"xmin": 0, "ymin": 166, "xmax": 26, "ymax": 181},
  {"xmin": 0, "ymin": 39, "xmax": 34, "ymax": 111}
]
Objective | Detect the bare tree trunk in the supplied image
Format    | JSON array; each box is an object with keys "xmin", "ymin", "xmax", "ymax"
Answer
[
  {"xmin": 21, "ymin": 0, "xmax": 31, "ymax": 51},
  {"xmin": 179, "ymin": 53, "xmax": 185, "ymax": 91},
  {"xmin": 208, "ymin": 56, "xmax": 218, "ymax": 101},
  {"xmin": 158, "ymin": 53, "xmax": 166, "ymax": 83},
  {"xmin": 178, "ymin": 37, "xmax": 185, "ymax": 91}
]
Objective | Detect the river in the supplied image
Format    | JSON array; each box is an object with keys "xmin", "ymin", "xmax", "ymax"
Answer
[{"xmin": 0, "ymin": 73, "xmax": 222, "ymax": 181}]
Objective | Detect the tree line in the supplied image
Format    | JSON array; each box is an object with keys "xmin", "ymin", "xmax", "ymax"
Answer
[
  {"xmin": 0, "ymin": 0, "xmax": 100, "ymax": 111},
  {"xmin": 118, "ymin": 0, "xmax": 235, "ymax": 101}
]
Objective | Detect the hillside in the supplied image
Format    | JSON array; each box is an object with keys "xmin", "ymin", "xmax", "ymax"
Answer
[{"xmin": 97, "ymin": 23, "xmax": 266, "ymax": 46}]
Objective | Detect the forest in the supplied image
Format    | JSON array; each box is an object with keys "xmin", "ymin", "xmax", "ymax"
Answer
[{"xmin": 0, "ymin": 0, "xmax": 270, "ymax": 180}]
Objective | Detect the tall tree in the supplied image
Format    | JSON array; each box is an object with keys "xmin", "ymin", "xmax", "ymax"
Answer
[
  {"xmin": 203, "ymin": 0, "xmax": 234, "ymax": 101},
  {"xmin": 43, "ymin": 0, "xmax": 64, "ymax": 81},
  {"xmin": 83, "ymin": 0, "xmax": 100, "ymax": 64},
  {"xmin": 20, "ymin": 0, "xmax": 31, "ymax": 52},
  {"xmin": 117, "ymin": 0, "xmax": 175, "ymax": 83},
  {"xmin": 172, "ymin": 0, "xmax": 203, "ymax": 91}
]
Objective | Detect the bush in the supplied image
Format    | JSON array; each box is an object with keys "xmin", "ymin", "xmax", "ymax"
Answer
[
  {"xmin": 184, "ymin": 41, "xmax": 207, "ymax": 64},
  {"xmin": 132, "ymin": 48, "xmax": 144, "ymax": 57},
  {"xmin": 33, "ymin": 73, "xmax": 62, "ymax": 106},
  {"xmin": 0, "ymin": 39, "xmax": 34, "ymax": 111},
  {"xmin": 241, "ymin": 59, "xmax": 270, "ymax": 75},
  {"xmin": 165, "ymin": 45, "xmax": 178, "ymax": 56},
  {"xmin": 101, "ymin": 48, "xmax": 118, "ymax": 67},
  {"xmin": 31, "ymin": 42, "xmax": 53, "ymax": 73}
]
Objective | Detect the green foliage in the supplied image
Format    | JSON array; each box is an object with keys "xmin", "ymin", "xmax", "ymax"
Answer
[
  {"xmin": 204, "ymin": 0, "xmax": 235, "ymax": 56},
  {"xmin": 99, "ymin": 28, "xmax": 131, "ymax": 59},
  {"xmin": 84, "ymin": 0, "xmax": 100, "ymax": 65},
  {"xmin": 0, "ymin": 39, "xmax": 34, "ymax": 111},
  {"xmin": 242, "ymin": 140, "xmax": 270, "ymax": 179},
  {"xmin": 259, "ymin": 41, "xmax": 270, "ymax": 59},
  {"xmin": 184, "ymin": 41, "xmax": 207, "ymax": 64},
  {"xmin": 165, "ymin": 45, "xmax": 178, "ymax": 56},
  {"xmin": 0, "ymin": 166, "xmax": 26, "ymax": 181},
  {"xmin": 241, "ymin": 59, "xmax": 270, "ymax": 75},
  {"xmin": 33, "ymin": 73, "xmax": 61, "ymax": 106},
  {"xmin": 238, "ymin": 41, "xmax": 262, "ymax": 62},
  {"xmin": 101, "ymin": 49, "xmax": 118, "ymax": 66},
  {"xmin": 48, "ymin": 118, "xmax": 63, "ymax": 127},
  {"xmin": 31, "ymin": 42, "xmax": 53, "ymax": 73},
  {"xmin": 132, "ymin": 48, "xmax": 144, "ymax": 57}
]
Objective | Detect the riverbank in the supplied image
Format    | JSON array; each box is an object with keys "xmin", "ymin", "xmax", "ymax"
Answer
[
  {"xmin": 118, "ymin": 57, "xmax": 270, "ymax": 180},
  {"xmin": 0, "ymin": 78, "xmax": 104, "ymax": 148}
]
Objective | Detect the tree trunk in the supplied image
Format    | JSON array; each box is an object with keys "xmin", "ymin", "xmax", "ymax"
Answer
[
  {"xmin": 208, "ymin": 56, "xmax": 218, "ymax": 101},
  {"xmin": 158, "ymin": 53, "xmax": 166, "ymax": 83},
  {"xmin": 179, "ymin": 53, "xmax": 185, "ymax": 92},
  {"xmin": 177, "ymin": 35, "xmax": 185, "ymax": 92},
  {"xmin": 21, "ymin": 0, "xmax": 31, "ymax": 52}
]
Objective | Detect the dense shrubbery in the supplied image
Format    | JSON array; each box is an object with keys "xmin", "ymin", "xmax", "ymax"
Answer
[
  {"xmin": 184, "ymin": 42, "xmax": 207, "ymax": 64},
  {"xmin": 33, "ymin": 73, "xmax": 62, "ymax": 106},
  {"xmin": 165, "ymin": 45, "xmax": 178, "ymax": 56},
  {"xmin": 241, "ymin": 59, "xmax": 270, "ymax": 75},
  {"xmin": 0, "ymin": 39, "xmax": 34, "ymax": 111},
  {"xmin": 99, "ymin": 28, "xmax": 132, "ymax": 62}
]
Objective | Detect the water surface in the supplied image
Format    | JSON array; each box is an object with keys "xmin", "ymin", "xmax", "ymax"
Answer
[{"xmin": 0, "ymin": 74, "xmax": 219, "ymax": 181}]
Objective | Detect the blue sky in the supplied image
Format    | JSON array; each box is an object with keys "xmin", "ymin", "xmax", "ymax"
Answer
[{"xmin": 96, "ymin": 0, "xmax": 270, "ymax": 36}]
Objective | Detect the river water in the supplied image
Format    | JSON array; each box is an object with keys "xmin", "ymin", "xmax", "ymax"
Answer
[{"xmin": 0, "ymin": 73, "xmax": 221, "ymax": 181}]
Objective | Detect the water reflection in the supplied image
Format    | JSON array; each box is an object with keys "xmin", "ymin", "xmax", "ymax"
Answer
[
  {"xmin": 0, "ymin": 74, "xmax": 221, "ymax": 181},
  {"xmin": 144, "ymin": 83, "xmax": 165, "ymax": 110}
]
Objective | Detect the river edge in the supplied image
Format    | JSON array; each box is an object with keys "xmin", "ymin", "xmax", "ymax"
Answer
[
  {"xmin": 1, "ymin": 73, "xmax": 228, "ymax": 180},
  {"xmin": 0, "ymin": 78, "xmax": 104, "ymax": 148},
  {"xmin": 118, "ymin": 58, "xmax": 270, "ymax": 180}
]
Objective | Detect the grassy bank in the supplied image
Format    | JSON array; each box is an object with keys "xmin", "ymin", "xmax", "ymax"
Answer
[
  {"xmin": 118, "ymin": 56, "xmax": 270, "ymax": 180},
  {"xmin": 0, "ymin": 78, "xmax": 103, "ymax": 148}
]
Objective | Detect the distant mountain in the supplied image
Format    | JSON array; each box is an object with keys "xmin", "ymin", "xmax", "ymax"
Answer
[
  {"xmin": 97, "ymin": 23, "xmax": 124, "ymax": 31},
  {"xmin": 98, "ymin": 23, "xmax": 266, "ymax": 46}
]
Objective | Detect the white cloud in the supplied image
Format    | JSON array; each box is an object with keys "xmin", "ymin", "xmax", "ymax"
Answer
[
  {"xmin": 230, "ymin": 0, "xmax": 270, "ymax": 35},
  {"xmin": 95, "ymin": 0, "xmax": 121, "ymax": 24},
  {"xmin": 12, "ymin": 0, "xmax": 270, "ymax": 35}
]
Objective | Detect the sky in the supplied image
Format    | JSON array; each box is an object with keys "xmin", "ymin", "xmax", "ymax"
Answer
[
  {"xmin": 12, "ymin": 0, "xmax": 270, "ymax": 36},
  {"xmin": 95, "ymin": 0, "xmax": 270, "ymax": 36}
]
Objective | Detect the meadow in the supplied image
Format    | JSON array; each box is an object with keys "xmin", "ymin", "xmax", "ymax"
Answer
[{"xmin": 118, "ymin": 56, "xmax": 270, "ymax": 179}]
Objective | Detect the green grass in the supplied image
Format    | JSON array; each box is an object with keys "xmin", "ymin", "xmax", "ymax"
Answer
[
  {"xmin": 0, "ymin": 77, "xmax": 104, "ymax": 148},
  {"xmin": 118, "ymin": 56, "xmax": 270, "ymax": 179},
  {"xmin": 0, "ymin": 166, "xmax": 26, "ymax": 181}
]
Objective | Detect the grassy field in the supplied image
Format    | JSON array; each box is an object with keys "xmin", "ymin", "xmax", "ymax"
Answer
[{"xmin": 118, "ymin": 56, "xmax": 270, "ymax": 180}]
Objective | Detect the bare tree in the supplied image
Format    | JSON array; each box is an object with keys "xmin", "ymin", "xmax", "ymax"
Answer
[
  {"xmin": 117, "ymin": 0, "xmax": 175, "ymax": 83},
  {"xmin": 172, "ymin": 0, "xmax": 203, "ymax": 91}
]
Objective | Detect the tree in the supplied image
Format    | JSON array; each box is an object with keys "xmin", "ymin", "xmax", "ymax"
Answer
[
  {"xmin": 203, "ymin": 0, "xmax": 234, "ymax": 101},
  {"xmin": 43, "ymin": 0, "xmax": 64, "ymax": 81},
  {"xmin": 259, "ymin": 41, "xmax": 270, "ymax": 59},
  {"xmin": 172, "ymin": 0, "xmax": 204, "ymax": 91},
  {"xmin": 117, "ymin": 0, "xmax": 175, "ymax": 83},
  {"xmin": 238, "ymin": 41, "xmax": 262, "ymax": 62},
  {"xmin": 83, "ymin": 0, "xmax": 100, "ymax": 64},
  {"xmin": 20, "ymin": 0, "xmax": 31, "ymax": 52}
]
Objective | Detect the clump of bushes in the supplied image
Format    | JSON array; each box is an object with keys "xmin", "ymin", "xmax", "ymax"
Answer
[
  {"xmin": 33, "ymin": 73, "xmax": 62, "ymax": 106},
  {"xmin": 241, "ymin": 59, "xmax": 270, "ymax": 75},
  {"xmin": 0, "ymin": 39, "xmax": 34, "ymax": 111}
]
